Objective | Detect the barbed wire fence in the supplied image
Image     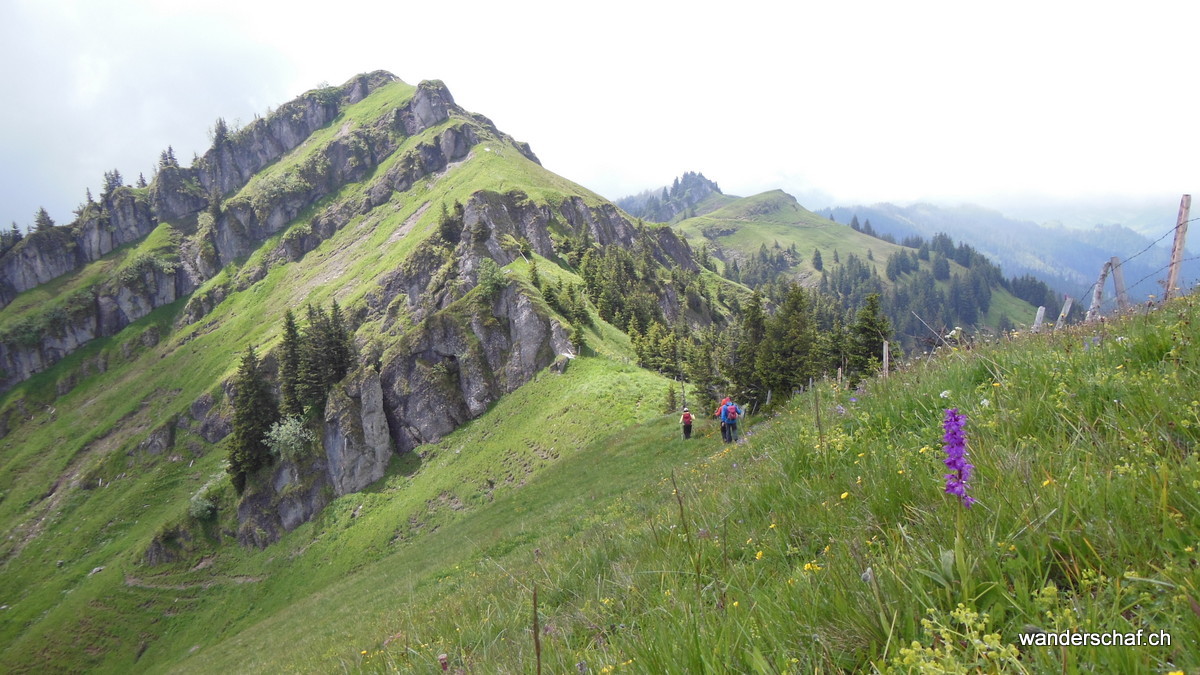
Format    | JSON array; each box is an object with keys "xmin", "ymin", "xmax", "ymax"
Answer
[{"xmin": 1034, "ymin": 205, "xmax": 1197, "ymax": 329}]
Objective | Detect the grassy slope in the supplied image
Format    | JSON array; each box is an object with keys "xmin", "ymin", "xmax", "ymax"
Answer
[
  {"xmin": 0, "ymin": 79, "xmax": 644, "ymax": 673},
  {"xmin": 145, "ymin": 356, "xmax": 688, "ymax": 673},
  {"xmin": 676, "ymin": 190, "xmax": 1037, "ymax": 328},
  {"xmin": 171, "ymin": 296, "xmax": 1199, "ymax": 674}
]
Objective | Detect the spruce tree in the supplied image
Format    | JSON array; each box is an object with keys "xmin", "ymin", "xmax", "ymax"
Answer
[
  {"xmin": 279, "ymin": 310, "xmax": 303, "ymax": 417},
  {"xmin": 298, "ymin": 305, "xmax": 331, "ymax": 410},
  {"xmin": 663, "ymin": 383, "xmax": 677, "ymax": 413},
  {"xmin": 101, "ymin": 169, "xmax": 123, "ymax": 196},
  {"xmin": 731, "ymin": 292, "xmax": 767, "ymax": 396},
  {"xmin": 933, "ymin": 254, "xmax": 950, "ymax": 280},
  {"xmin": 848, "ymin": 294, "xmax": 891, "ymax": 378},
  {"xmin": 570, "ymin": 320, "xmax": 586, "ymax": 355},
  {"xmin": 812, "ymin": 248, "xmax": 824, "ymax": 271},
  {"xmin": 33, "ymin": 207, "xmax": 55, "ymax": 232},
  {"xmin": 528, "ymin": 256, "xmax": 541, "ymax": 289},
  {"xmin": 328, "ymin": 300, "xmax": 352, "ymax": 382},
  {"xmin": 228, "ymin": 346, "xmax": 279, "ymax": 493},
  {"xmin": 212, "ymin": 117, "xmax": 229, "ymax": 148},
  {"xmin": 755, "ymin": 284, "xmax": 816, "ymax": 396}
]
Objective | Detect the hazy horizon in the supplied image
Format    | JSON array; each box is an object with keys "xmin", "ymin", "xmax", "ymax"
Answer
[{"xmin": 2, "ymin": 0, "xmax": 1196, "ymax": 235}]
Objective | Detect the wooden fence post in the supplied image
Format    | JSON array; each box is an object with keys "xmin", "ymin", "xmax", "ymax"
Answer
[
  {"xmin": 882, "ymin": 340, "xmax": 889, "ymax": 376},
  {"xmin": 1164, "ymin": 194, "xmax": 1190, "ymax": 302},
  {"xmin": 1032, "ymin": 306, "xmax": 1046, "ymax": 333},
  {"xmin": 1109, "ymin": 256, "xmax": 1129, "ymax": 311},
  {"xmin": 1055, "ymin": 296, "xmax": 1074, "ymax": 329},
  {"xmin": 1086, "ymin": 261, "xmax": 1112, "ymax": 322}
]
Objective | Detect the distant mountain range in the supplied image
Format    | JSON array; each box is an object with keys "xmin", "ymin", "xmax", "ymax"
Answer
[{"xmin": 819, "ymin": 202, "xmax": 1197, "ymax": 304}]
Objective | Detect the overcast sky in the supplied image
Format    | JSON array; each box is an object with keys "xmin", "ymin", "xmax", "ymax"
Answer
[{"xmin": 2, "ymin": 0, "xmax": 1196, "ymax": 234}]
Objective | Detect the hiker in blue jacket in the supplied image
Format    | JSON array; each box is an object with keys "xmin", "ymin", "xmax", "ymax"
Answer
[
  {"xmin": 714, "ymin": 397, "xmax": 731, "ymax": 442},
  {"xmin": 720, "ymin": 399, "xmax": 743, "ymax": 443}
]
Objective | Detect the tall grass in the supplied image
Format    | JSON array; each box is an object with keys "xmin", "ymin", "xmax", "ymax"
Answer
[{"xmin": 148, "ymin": 297, "xmax": 1200, "ymax": 673}]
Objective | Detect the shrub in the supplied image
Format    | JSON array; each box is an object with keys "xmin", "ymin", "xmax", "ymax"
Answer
[
  {"xmin": 264, "ymin": 416, "xmax": 317, "ymax": 462},
  {"xmin": 476, "ymin": 258, "xmax": 507, "ymax": 298},
  {"xmin": 187, "ymin": 494, "xmax": 216, "ymax": 521}
]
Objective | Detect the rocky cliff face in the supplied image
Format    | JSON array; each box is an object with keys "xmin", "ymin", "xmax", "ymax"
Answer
[
  {"xmin": 202, "ymin": 84, "xmax": 459, "ymax": 268},
  {"xmin": 367, "ymin": 188, "xmax": 696, "ymax": 451},
  {"xmin": 0, "ymin": 73, "xmax": 398, "ymax": 311},
  {"xmin": 323, "ymin": 369, "xmax": 392, "ymax": 496},
  {"xmin": 0, "ymin": 79, "xmax": 463, "ymax": 394},
  {"xmin": 379, "ymin": 285, "xmax": 570, "ymax": 454},
  {"xmin": 0, "ymin": 263, "xmax": 195, "ymax": 391},
  {"xmin": 228, "ymin": 184, "xmax": 700, "ymax": 546},
  {"xmin": 0, "ymin": 191, "xmax": 158, "ymax": 308}
]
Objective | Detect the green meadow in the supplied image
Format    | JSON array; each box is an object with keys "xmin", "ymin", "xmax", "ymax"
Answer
[{"xmin": 29, "ymin": 294, "xmax": 1185, "ymax": 674}]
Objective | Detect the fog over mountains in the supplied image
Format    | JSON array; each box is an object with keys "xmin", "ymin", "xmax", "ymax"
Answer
[{"xmin": 819, "ymin": 200, "xmax": 1197, "ymax": 305}]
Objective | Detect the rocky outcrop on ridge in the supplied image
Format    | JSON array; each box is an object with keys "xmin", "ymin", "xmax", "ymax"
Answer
[
  {"xmin": 0, "ymin": 78, "xmax": 465, "ymax": 393},
  {"xmin": 0, "ymin": 73, "xmax": 398, "ymax": 311}
]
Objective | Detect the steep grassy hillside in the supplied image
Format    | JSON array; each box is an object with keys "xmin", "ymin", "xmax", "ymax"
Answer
[
  {"xmin": 165, "ymin": 296, "xmax": 1198, "ymax": 673},
  {"xmin": 0, "ymin": 73, "xmax": 715, "ymax": 672},
  {"xmin": 676, "ymin": 190, "xmax": 882, "ymax": 280}
]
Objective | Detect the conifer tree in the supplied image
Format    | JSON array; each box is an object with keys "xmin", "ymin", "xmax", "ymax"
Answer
[
  {"xmin": 328, "ymin": 300, "xmax": 352, "ymax": 382},
  {"xmin": 528, "ymin": 256, "xmax": 541, "ymax": 289},
  {"xmin": 228, "ymin": 346, "xmax": 279, "ymax": 493},
  {"xmin": 848, "ymin": 294, "xmax": 891, "ymax": 378},
  {"xmin": 1, "ymin": 222, "xmax": 23, "ymax": 256},
  {"xmin": 298, "ymin": 304, "xmax": 331, "ymax": 410},
  {"xmin": 279, "ymin": 310, "xmax": 303, "ymax": 417},
  {"xmin": 812, "ymin": 248, "xmax": 823, "ymax": 271},
  {"xmin": 136, "ymin": 173, "xmax": 148, "ymax": 188},
  {"xmin": 731, "ymin": 291, "xmax": 767, "ymax": 396},
  {"xmin": 933, "ymin": 254, "xmax": 950, "ymax": 280},
  {"xmin": 212, "ymin": 117, "xmax": 229, "ymax": 148},
  {"xmin": 33, "ymin": 207, "xmax": 54, "ymax": 232},
  {"xmin": 755, "ymin": 284, "xmax": 816, "ymax": 396},
  {"xmin": 293, "ymin": 302, "xmax": 354, "ymax": 414},
  {"xmin": 570, "ymin": 320, "xmax": 586, "ymax": 355},
  {"xmin": 101, "ymin": 169, "xmax": 123, "ymax": 196},
  {"xmin": 663, "ymin": 383, "xmax": 677, "ymax": 413}
]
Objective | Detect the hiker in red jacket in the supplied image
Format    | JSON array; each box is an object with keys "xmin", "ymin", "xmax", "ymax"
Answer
[
  {"xmin": 720, "ymin": 399, "xmax": 744, "ymax": 443},
  {"xmin": 715, "ymin": 397, "xmax": 731, "ymax": 442},
  {"xmin": 679, "ymin": 407, "xmax": 693, "ymax": 439}
]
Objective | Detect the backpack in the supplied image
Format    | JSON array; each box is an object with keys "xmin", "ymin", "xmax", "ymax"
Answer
[
  {"xmin": 682, "ymin": 412, "xmax": 693, "ymax": 424},
  {"xmin": 726, "ymin": 405, "xmax": 738, "ymax": 422}
]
